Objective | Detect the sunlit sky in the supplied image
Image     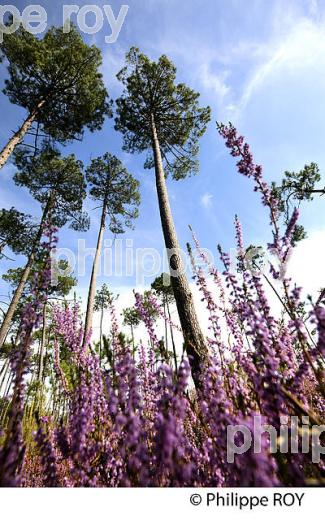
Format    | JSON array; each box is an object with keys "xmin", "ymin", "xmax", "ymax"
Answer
[{"xmin": 1, "ymin": 0, "xmax": 325, "ymax": 339}]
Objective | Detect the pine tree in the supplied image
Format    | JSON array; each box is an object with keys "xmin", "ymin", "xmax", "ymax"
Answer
[
  {"xmin": 115, "ymin": 48, "xmax": 211, "ymax": 386},
  {"xmin": 0, "ymin": 208, "xmax": 37, "ymax": 259},
  {"xmin": 2, "ymin": 259, "xmax": 76, "ymax": 383},
  {"xmin": 0, "ymin": 147, "xmax": 89, "ymax": 347},
  {"xmin": 84, "ymin": 153, "xmax": 140, "ymax": 346},
  {"xmin": 122, "ymin": 307, "xmax": 140, "ymax": 354},
  {"xmin": 94, "ymin": 284, "xmax": 115, "ymax": 364},
  {"xmin": 151, "ymin": 273, "xmax": 178, "ymax": 370},
  {"xmin": 271, "ymin": 162, "xmax": 323, "ymax": 244},
  {"xmin": 0, "ymin": 23, "xmax": 111, "ymax": 169}
]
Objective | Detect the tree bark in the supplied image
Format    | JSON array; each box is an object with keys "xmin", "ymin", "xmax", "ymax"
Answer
[
  {"xmin": 150, "ymin": 114, "xmax": 208, "ymax": 388},
  {"xmin": 0, "ymin": 100, "xmax": 46, "ymax": 171},
  {"xmin": 167, "ymin": 299, "xmax": 178, "ymax": 372},
  {"xmin": 0, "ymin": 196, "xmax": 52, "ymax": 348},
  {"xmin": 0, "ymin": 358, "xmax": 9, "ymax": 395},
  {"xmin": 0, "ymin": 240, "xmax": 6, "ymax": 257},
  {"xmin": 83, "ymin": 202, "xmax": 107, "ymax": 348}
]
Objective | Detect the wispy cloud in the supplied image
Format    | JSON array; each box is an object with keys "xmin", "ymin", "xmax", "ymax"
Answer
[
  {"xmin": 138, "ymin": 0, "xmax": 325, "ymax": 123},
  {"xmin": 199, "ymin": 63, "xmax": 230, "ymax": 109},
  {"xmin": 200, "ymin": 192, "xmax": 213, "ymax": 208},
  {"xmin": 236, "ymin": 18, "xmax": 325, "ymax": 118},
  {"xmin": 308, "ymin": 0, "xmax": 320, "ymax": 18},
  {"xmin": 101, "ymin": 43, "xmax": 126, "ymax": 94}
]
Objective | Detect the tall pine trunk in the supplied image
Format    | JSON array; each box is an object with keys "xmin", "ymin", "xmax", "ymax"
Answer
[
  {"xmin": 150, "ymin": 114, "xmax": 208, "ymax": 387},
  {"xmin": 0, "ymin": 100, "xmax": 46, "ymax": 171},
  {"xmin": 83, "ymin": 202, "xmax": 107, "ymax": 348},
  {"xmin": 0, "ymin": 196, "xmax": 52, "ymax": 348}
]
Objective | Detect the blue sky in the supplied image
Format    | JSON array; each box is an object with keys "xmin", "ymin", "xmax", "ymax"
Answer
[{"xmin": 1, "ymin": 0, "xmax": 325, "ymax": 320}]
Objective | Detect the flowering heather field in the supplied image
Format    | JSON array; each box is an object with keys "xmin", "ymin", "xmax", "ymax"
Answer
[{"xmin": 0, "ymin": 124, "xmax": 324, "ymax": 487}]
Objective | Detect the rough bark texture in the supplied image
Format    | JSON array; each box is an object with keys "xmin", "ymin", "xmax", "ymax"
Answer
[
  {"xmin": 83, "ymin": 203, "xmax": 107, "ymax": 348},
  {"xmin": 0, "ymin": 197, "xmax": 52, "ymax": 348},
  {"xmin": 150, "ymin": 114, "xmax": 208, "ymax": 387},
  {"xmin": 0, "ymin": 101, "xmax": 45, "ymax": 171}
]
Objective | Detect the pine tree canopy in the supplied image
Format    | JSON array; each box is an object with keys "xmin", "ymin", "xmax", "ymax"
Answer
[
  {"xmin": 94, "ymin": 284, "xmax": 115, "ymax": 312},
  {"xmin": 13, "ymin": 147, "xmax": 90, "ymax": 231},
  {"xmin": 86, "ymin": 152, "xmax": 140, "ymax": 234},
  {"xmin": 151, "ymin": 273, "xmax": 174, "ymax": 302},
  {"xmin": 115, "ymin": 47, "xmax": 211, "ymax": 180},
  {"xmin": 122, "ymin": 307, "xmax": 140, "ymax": 327},
  {"xmin": 0, "ymin": 23, "xmax": 112, "ymax": 142},
  {"xmin": 0, "ymin": 208, "xmax": 38, "ymax": 257},
  {"xmin": 3, "ymin": 260, "xmax": 76, "ymax": 299}
]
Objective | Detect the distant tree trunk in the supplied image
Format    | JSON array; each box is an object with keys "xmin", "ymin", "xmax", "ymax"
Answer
[
  {"xmin": 0, "ymin": 358, "xmax": 10, "ymax": 395},
  {"xmin": 158, "ymin": 339, "xmax": 169, "ymax": 365},
  {"xmin": 150, "ymin": 114, "xmax": 208, "ymax": 388},
  {"xmin": 0, "ymin": 196, "xmax": 53, "ymax": 348},
  {"xmin": 38, "ymin": 303, "xmax": 47, "ymax": 382},
  {"xmin": 99, "ymin": 306, "xmax": 104, "ymax": 366},
  {"xmin": 163, "ymin": 295, "xmax": 169, "ymax": 352},
  {"xmin": 166, "ymin": 299, "xmax": 178, "ymax": 372},
  {"xmin": 130, "ymin": 323, "xmax": 135, "ymax": 357},
  {"xmin": 0, "ymin": 240, "xmax": 6, "ymax": 257},
  {"xmin": 0, "ymin": 100, "xmax": 46, "ymax": 171},
  {"xmin": 3, "ymin": 372, "xmax": 13, "ymax": 399},
  {"xmin": 83, "ymin": 201, "xmax": 107, "ymax": 348}
]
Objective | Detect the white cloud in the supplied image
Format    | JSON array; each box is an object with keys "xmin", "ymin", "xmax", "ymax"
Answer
[
  {"xmin": 100, "ymin": 44, "xmax": 126, "ymax": 94},
  {"xmin": 146, "ymin": 3, "xmax": 325, "ymax": 123},
  {"xmin": 287, "ymin": 228, "xmax": 325, "ymax": 296},
  {"xmin": 198, "ymin": 63, "xmax": 230, "ymax": 108},
  {"xmin": 200, "ymin": 192, "xmax": 213, "ymax": 208},
  {"xmin": 248, "ymin": 228, "xmax": 325, "ymax": 318},
  {"xmin": 238, "ymin": 19, "xmax": 325, "ymax": 115}
]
